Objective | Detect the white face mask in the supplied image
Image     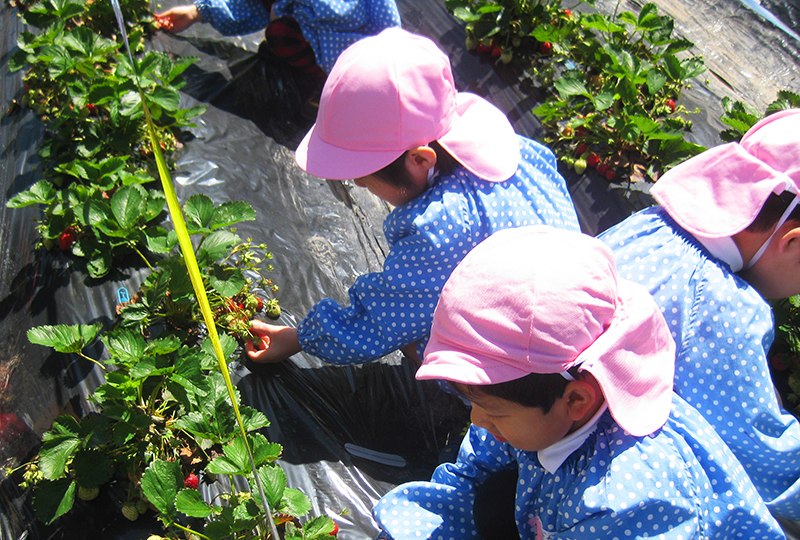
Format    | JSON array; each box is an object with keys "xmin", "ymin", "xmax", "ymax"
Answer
[
  {"xmin": 744, "ymin": 194, "xmax": 799, "ymax": 270},
  {"xmin": 426, "ymin": 163, "xmax": 438, "ymax": 187}
]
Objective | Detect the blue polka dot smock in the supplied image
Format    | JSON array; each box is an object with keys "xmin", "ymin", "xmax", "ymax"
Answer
[
  {"xmin": 375, "ymin": 394, "xmax": 786, "ymax": 540},
  {"xmin": 194, "ymin": 0, "xmax": 402, "ymax": 73},
  {"xmin": 296, "ymin": 136, "xmax": 581, "ymax": 365},
  {"xmin": 599, "ymin": 207, "xmax": 800, "ymax": 521}
]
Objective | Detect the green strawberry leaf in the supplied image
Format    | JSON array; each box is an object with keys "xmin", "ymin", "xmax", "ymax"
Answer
[
  {"xmin": 111, "ymin": 184, "xmax": 146, "ymax": 230},
  {"xmin": 279, "ymin": 488, "xmax": 312, "ymax": 518},
  {"xmin": 198, "ymin": 230, "xmax": 240, "ymax": 263},
  {"xmin": 210, "ymin": 201, "xmax": 256, "ymax": 229},
  {"xmin": 203, "ymin": 520, "xmax": 233, "ymax": 540},
  {"xmin": 222, "ymin": 435, "xmax": 251, "ymax": 473},
  {"xmin": 141, "ymin": 459, "xmax": 182, "ymax": 519},
  {"xmin": 240, "ymin": 407, "xmax": 272, "ymax": 435},
  {"xmin": 28, "ymin": 324, "xmax": 102, "ymax": 354},
  {"xmin": 255, "ymin": 463, "xmax": 286, "ymax": 509},
  {"xmin": 184, "ymin": 193, "xmax": 214, "ymax": 231},
  {"xmin": 207, "ymin": 455, "xmax": 246, "ymax": 475},
  {"xmin": 39, "ymin": 434, "xmax": 81, "ymax": 479},
  {"xmin": 6, "ymin": 180, "xmax": 56, "ymax": 208},
  {"xmin": 32, "ymin": 478, "xmax": 76, "ymax": 525},
  {"xmin": 176, "ymin": 488, "xmax": 215, "ymax": 518},
  {"xmin": 207, "ymin": 265, "xmax": 246, "ymax": 297},
  {"xmin": 102, "ymin": 330, "xmax": 146, "ymax": 365},
  {"xmin": 72, "ymin": 449, "xmax": 113, "ymax": 487}
]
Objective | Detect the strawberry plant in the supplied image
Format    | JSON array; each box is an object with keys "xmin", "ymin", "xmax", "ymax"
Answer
[
  {"xmin": 16, "ymin": 323, "xmax": 336, "ymax": 538},
  {"xmin": 4, "ymin": 0, "xmax": 338, "ymax": 537},
  {"xmin": 719, "ymin": 89, "xmax": 800, "ymax": 142},
  {"xmin": 446, "ymin": 0, "xmax": 583, "ymax": 64},
  {"xmin": 529, "ymin": 2, "xmax": 708, "ymax": 182},
  {"xmin": 446, "ymin": 1, "xmax": 709, "ymax": 183},
  {"xmin": 7, "ymin": 0, "xmax": 204, "ymax": 277},
  {"xmin": 115, "ymin": 193, "xmax": 280, "ymax": 341}
]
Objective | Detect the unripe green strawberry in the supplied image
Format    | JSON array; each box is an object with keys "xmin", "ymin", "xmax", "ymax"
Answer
[
  {"xmin": 265, "ymin": 300, "xmax": 281, "ymax": 320},
  {"xmin": 121, "ymin": 502, "xmax": 139, "ymax": 521},
  {"xmin": 77, "ymin": 486, "xmax": 99, "ymax": 501},
  {"xmin": 244, "ymin": 295, "xmax": 259, "ymax": 311},
  {"xmin": 573, "ymin": 158, "xmax": 587, "ymax": 175},
  {"xmin": 136, "ymin": 499, "xmax": 149, "ymax": 514},
  {"xmin": 500, "ymin": 50, "xmax": 513, "ymax": 64}
]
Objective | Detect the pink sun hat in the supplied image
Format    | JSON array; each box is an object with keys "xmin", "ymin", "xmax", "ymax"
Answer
[
  {"xmin": 294, "ymin": 27, "xmax": 520, "ymax": 182},
  {"xmin": 418, "ymin": 226, "xmax": 676, "ymax": 437},
  {"xmin": 650, "ymin": 108, "xmax": 800, "ymax": 238}
]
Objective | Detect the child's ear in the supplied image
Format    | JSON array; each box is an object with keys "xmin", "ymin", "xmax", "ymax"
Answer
[
  {"xmin": 564, "ymin": 381, "xmax": 599, "ymax": 422},
  {"xmin": 778, "ymin": 224, "xmax": 800, "ymax": 255},
  {"xmin": 405, "ymin": 146, "xmax": 437, "ymax": 173}
]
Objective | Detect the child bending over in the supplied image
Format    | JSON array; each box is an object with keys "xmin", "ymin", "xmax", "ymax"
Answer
[{"xmin": 374, "ymin": 226, "xmax": 785, "ymax": 540}]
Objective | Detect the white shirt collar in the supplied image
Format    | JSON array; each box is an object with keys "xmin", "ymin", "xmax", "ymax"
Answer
[
  {"xmin": 694, "ymin": 235, "xmax": 744, "ymax": 272},
  {"xmin": 537, "ymin": 403, "xmax": 608, "ymax": 474}
]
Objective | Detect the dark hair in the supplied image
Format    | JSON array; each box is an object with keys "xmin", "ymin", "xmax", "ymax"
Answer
[
  {"xmin": 370, "ymin": 141, "xmax": 460, "ymax": 188},
  {"xmin": 747, "ymin": 191, "xmax": 800, "ymax": 232},
  {"xmin": 452, "ymin": 367, "xmax": 580, "ymax": 414}
]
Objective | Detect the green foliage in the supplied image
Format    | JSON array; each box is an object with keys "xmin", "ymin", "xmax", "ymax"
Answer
[
  {"xmin": 8, "ymin": 0, "xmax": 204, "ymax": 276},
  {"xmin": 9, "ymin": 1, "xmax": 335, "ymax": 538},
  {"xmin": 719, "ymin": 90, "xmax": 800, "ymax": 142},
  {"xmin": 447, "ymin": 1, "xmax": 708, "ymax": 182},
  {"xmin": 771, "ymin": 296, "xmax": 800, "ymax": 415}
]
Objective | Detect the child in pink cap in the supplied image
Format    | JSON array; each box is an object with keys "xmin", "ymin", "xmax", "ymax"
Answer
[
  {"xmin": 374, "ymin": 226, "xmax": 785, "ymax": 540},
  {"xmin": 245, "ymin": 28, "xmax": 580, "ymax": 366},
  {"xmin": 599, "ymin": 108, "xmax": 800, "ymax": 521}
]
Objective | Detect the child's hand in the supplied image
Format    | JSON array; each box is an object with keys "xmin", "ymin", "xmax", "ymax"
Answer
[
  {"xmin": 244, "ymin": 320, "xmax": 302, "ymax": 363},
  {"xmin": 155, "ymin": 5, "xmax": 202, "ymax": 34}
]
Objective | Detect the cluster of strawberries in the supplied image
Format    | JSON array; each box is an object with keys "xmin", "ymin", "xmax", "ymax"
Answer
[
  {"xmin": 153, "ymin": 13, "xmax": 174, "ymax": 32},
  {"xmin": 212, "ymin": 292, "xmax": 281, "ymax": 350},
  {"xmin": 571, "ymin": 142, "xmax": 617, "ymax": 181}
]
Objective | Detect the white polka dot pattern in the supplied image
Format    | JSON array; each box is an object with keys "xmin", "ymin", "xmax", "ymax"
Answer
[
  {"xmin": 599, "ymin": 207, "xmax": 800, "ymax": 520},
  {"xmin": 194, "ymin": 0, "xmax": 402, "ymax": 73},
  {"xmin": 373, "ymin": 396, "xmax": 785, "ymax": 540},
  {"xmin": 297, "ymin": 136, "xmax": 580, "ymax": 364}
]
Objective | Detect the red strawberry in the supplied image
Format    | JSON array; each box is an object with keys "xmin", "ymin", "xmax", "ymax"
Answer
[
  {"xmin": 330, "ymin": 522, "xmax": 339, "ymax": 535},
  {"xmin": 184, "ymin": 473, "xmax": 199, "ymax": 489},
  {"xmin": 563, "ymin": 9, "xmax": 573, "ymax": 18},
  {"xmin": 476, "ymin": 42, "xmax": 491, "ymax": 54},
  {"xmin": 251, "ymin": 336, "xmax": 270, "ymax": 351},
  {"xmin": 491, "ymin": 46, "xmax": 502, "ymax": 58},
  {"xmin": 604, "ymin": 168, "xmax": 616, "ymax": 181},
  {"xmin": 575, "ymin": 126, "xmax": 589, "ymax": 137},
  {"xmin": 59, "ymin": 227, "xmax": 77, "ymax": 251},
  {"xmin": 665, "ymin": 98, "xmax": 676, "ymax": 112},
  {"xmin": 86, "ymin": 103, "xmax": 96, "ymax": 112},
  {"xmin": 586, "ymin": 153, "xmax": 599, "ymax": 168},
  {"xmin": 255, "ymin": 298, "xmax": 264, "ymax": 312},
  {"xmin": 574, "ymin": 143, "xmax": 588, "ymax": 156},
  {"xmin": 596, "ymin": 162, "xmax": 609, "ymax": 175},
  {"xmin": 538, "ymin": 42, "xmax": 553, "ymax": 55}
]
